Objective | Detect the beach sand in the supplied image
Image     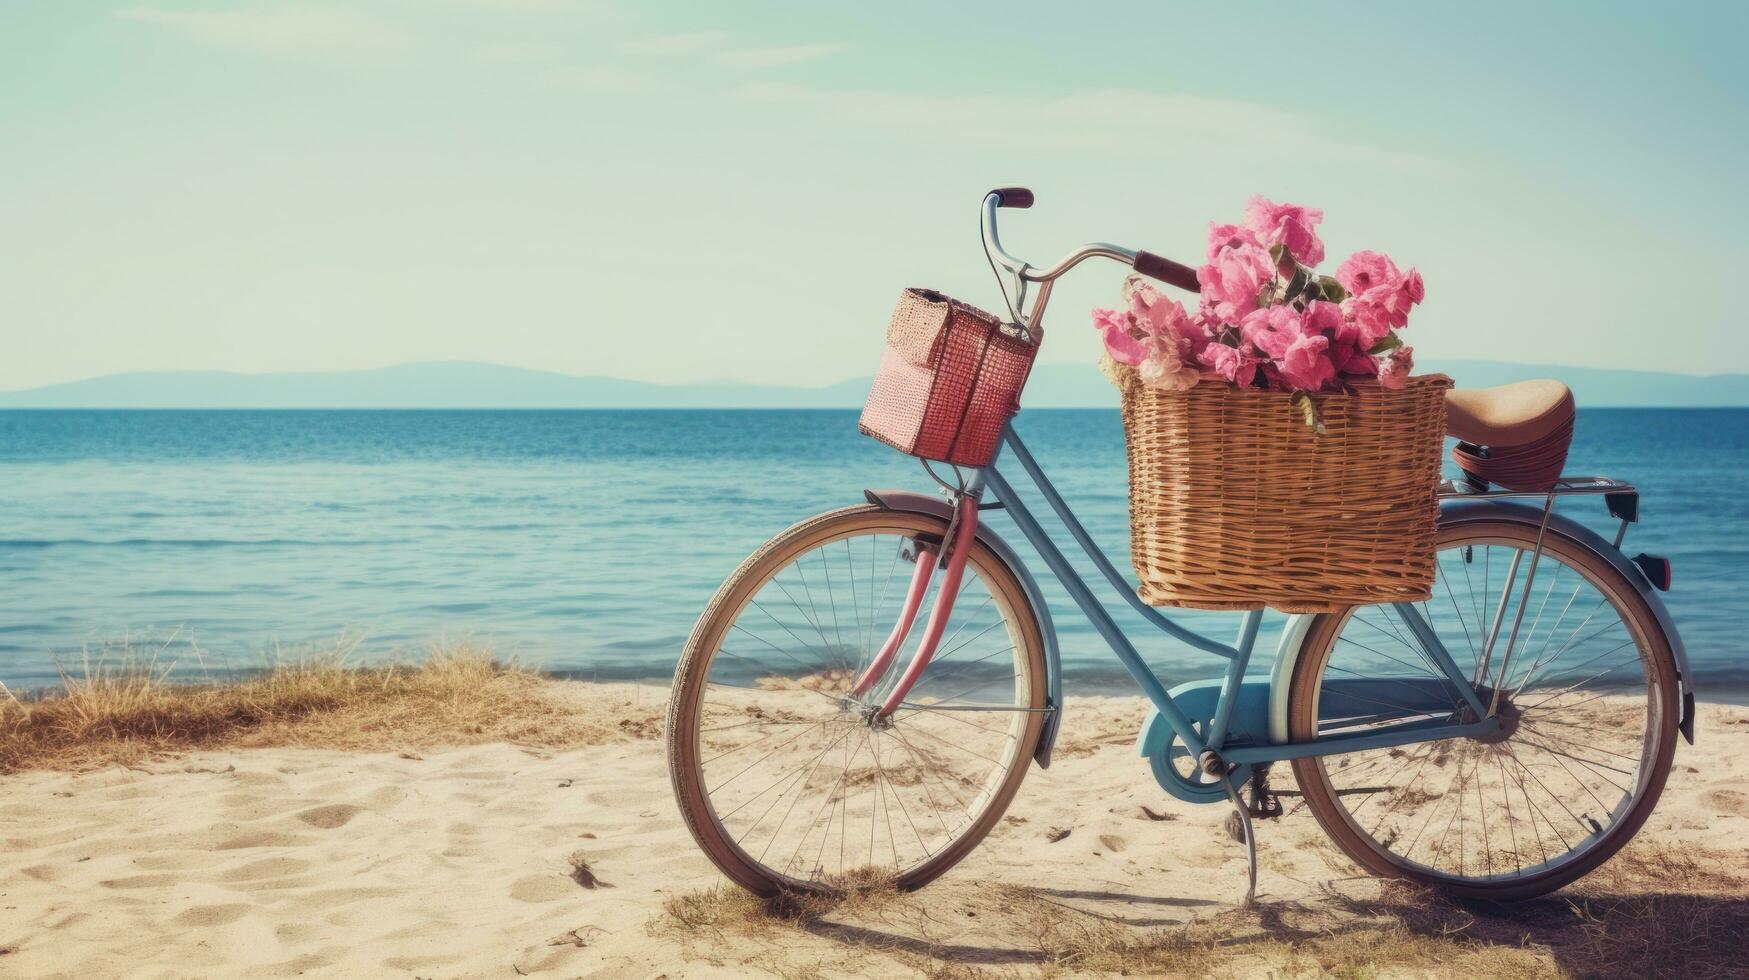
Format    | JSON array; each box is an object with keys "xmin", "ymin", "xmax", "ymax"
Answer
[{"xmin": 2, "ymin": 682, "xmax": 1745, "ymax": 978}]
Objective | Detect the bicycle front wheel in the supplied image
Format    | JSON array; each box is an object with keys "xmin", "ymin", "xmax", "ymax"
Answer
[
  {"xmin": 1288, "ymin": 519, "xmax": 1680, "ymax": 900},
  {"xmin": 667, "ymin": 505, "xmax": 1047, "ymax": 896}
]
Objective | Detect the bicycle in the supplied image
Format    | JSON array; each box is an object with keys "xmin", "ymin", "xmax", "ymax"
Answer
[{"xmin": 666, "ymin": 188, "xmax": 1694, "ymax": 904}]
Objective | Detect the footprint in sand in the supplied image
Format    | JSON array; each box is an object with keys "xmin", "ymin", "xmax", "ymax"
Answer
[
  {"xmin": 296, "ymin": 804, "xmax": 362, "ymax": 829},
  {"xmin": 216, "ymin": 857, "xmax": 311, "ymax": 883},
  {"xmin": 46, "ymin": 911, "xmax": 91, "ymax": 931},
  {"xmin": 1098, "ymin": 834, "xmax": 1128, "ymax": 852},
  {"xmin": 363, "ymin": 785, "xmax": 407, "ymax": 808},
  {"xmin": 175, "ymin": 904, "xmax": 251, "ymax": 927},
  {"xmin": 1705, "ymin": 788, "xmax": 1749, "ymax": 816},
  {"xmin": 508, "ymin": 875, "xmax": 574, "ymax": 903},
  {"xmin": 99, "ymin": 873, "xmax": 182, "ymax": 890},
  {"xmin": 213, "ymin": 831, "xmax": 305, "ymax": 850},
  {"xmin": 21, "ymin": 865, "xmax": 60, "ymax": 883},
  {"xmin": 135, "ymin": 853, "xmax": 223, "ymax": 872}
]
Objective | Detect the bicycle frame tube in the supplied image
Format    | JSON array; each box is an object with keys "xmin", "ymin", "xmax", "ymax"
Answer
[{"xmin": 983, "ymin": 421, "xmax": 1498, "ymax": 764}]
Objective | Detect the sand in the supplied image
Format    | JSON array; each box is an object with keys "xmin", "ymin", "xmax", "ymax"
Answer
[{"xmin": 2, "ymin": 682, "xmax": 1746, "ymax": 978}]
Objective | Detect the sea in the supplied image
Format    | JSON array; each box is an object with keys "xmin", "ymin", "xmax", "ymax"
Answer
[{"xmin": 1, "ymin": 408, "xmax": 1744, "ymax": 699}]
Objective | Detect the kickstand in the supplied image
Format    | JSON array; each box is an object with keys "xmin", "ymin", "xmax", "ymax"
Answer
[{"xmin": 1220, "ymin": 772, "xmax": 1258, "ymax": 907}]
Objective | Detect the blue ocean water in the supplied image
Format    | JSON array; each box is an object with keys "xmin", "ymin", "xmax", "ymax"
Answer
[{"xmin": 0, "ymin": 409, "xmax": 1744, "ymax": 698}]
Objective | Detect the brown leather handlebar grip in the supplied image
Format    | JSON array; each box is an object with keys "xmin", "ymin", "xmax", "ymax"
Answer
[
  {"xmin": 1133, "ymin": 250, "xmax": 1200, "ymax": 293},
  {"xmin": 990, "ymin": 187, "xmax": 1034, "ymax": 209}
]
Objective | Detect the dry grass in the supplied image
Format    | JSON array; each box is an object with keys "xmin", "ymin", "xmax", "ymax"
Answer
[
  {"xmin": 652, "ymin": 858, "xmax": 1749, "ymax": 979},
  {"xmin": 1323, "ymin": 844, "xmax": 1749, "ymax": 980},
  {"xmin": 0, "ymin": 642, "xmax": 640, "ymax": 772},
  {"xmin": 659, "ymin": 867, "xmax": 903, "ymax": 936}
]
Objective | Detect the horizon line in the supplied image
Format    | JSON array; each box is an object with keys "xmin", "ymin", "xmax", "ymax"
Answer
[{"xmin": 5, "ymin": 355, "xmax": 1749, "ymax": 397}]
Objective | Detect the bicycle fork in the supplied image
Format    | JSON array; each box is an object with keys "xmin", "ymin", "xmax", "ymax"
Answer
[{"xmin": 850, "ymin": 492, "xmax": 982, "ymax": 717}]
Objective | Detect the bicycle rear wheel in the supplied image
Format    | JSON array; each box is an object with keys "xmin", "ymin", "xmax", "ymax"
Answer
[
  {"xmin": 1288, "ymin": 519, "xmax": 1679, "ymax": 900},
  {"xmin": 667, "ymin": 505, "xmax": 1047, "ymax": 896}
]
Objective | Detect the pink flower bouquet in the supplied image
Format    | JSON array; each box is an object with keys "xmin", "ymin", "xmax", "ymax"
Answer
[{"xmin": 1092, "ymin": 197, "xmax": 1423, "ymax": 430}]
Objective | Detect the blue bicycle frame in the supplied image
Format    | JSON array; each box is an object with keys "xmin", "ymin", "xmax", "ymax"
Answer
[{"xmin": 977, "ymin": 422, "xmax": 1502, "ymax": 772}]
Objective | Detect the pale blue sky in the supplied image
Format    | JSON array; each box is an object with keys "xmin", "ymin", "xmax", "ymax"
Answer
[{"xmin": 3, "ymin": 0, "xmax": 1745, "ymax": 391}]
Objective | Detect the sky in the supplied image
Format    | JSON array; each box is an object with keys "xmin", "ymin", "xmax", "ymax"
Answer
[{"xmin": 3, "ymin": 0, "xmax": 1746, "ymax": 392}]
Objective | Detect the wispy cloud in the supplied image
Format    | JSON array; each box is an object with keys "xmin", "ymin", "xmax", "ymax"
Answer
[
  {"xmin": 471, "ymin": 41, "xmax": 562, "ymax": 65},
  {"xmin": 620, "ymin": 31, "xmax": 726, "ymax": 57},
  {"xmin": 118, "ymin": 5, "xmax": 416, "ymax": 67},
  {"xmin": 713, "ymin": 43, "xmax": 844, "ymax": 69},
  {"xmin": 732, "ymin": 84, "xmax": 1439, "ymax": 168},
  {"xmin": 543, "ymin": 64, "xmax": 663, "ymax": 94}
]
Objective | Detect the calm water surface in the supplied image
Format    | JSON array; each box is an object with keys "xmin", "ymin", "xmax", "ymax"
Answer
[{"xmin": 1, "ymin": 409, "xmax": 1744, "ymax": 698}]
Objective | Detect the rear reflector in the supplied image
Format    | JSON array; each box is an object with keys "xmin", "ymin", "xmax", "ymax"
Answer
[{"xmin": 1631, "ymin": 553, "xmax": 1672, "ymax": 591}]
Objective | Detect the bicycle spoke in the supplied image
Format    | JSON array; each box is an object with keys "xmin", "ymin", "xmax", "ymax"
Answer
[
  {"xmin": 685, "ymin": 520, "xmax": 1036, "ymax": 890},
  {"xmin": 1306, "ymin": 529, "xmax": 1662, "ymax": 887}
]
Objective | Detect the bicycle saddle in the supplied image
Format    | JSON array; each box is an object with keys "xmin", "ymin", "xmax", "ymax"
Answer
[{"xmin": 1445, "ymin": 380, "xmax": 1575, "ymax": 492}]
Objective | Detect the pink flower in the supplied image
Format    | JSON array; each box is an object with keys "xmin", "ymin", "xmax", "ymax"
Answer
[
  {"xmin": 1244, "ymin": 196, "xmax": 1325, "ymax": 266},
  {"xmin": 1304, "ymin": 299, "xmax": 1345, "ymax": 336},
  {"xmin": 1378, "ymin": 345, "xmax": 1414, "ymax": 389},
  {"xmin": 1335, "ymin": 250, "xmax": 1401, "ymax": 296},
  {"xmin": 1331, "ymin": 303, "xmax": 1389, "ymax": 351},
  {"xmin": 1198, "ymin": 342, "xmax": 1260, "ymax": 387},
  {"xmin": 1401, "ymin": 268, "xmax": 1425, "ymax": 305},
  {"xmin": 1367, "ymin": 269, "xmax": 1424, "ymax": 329},
  {"xmin": 1129, "ymin": 282, "xmax": 1207, "ymax": 356},
  {"xmin": 1197, "ymin": 243, "xmax": 1275, "ymax": 321},
  {"xmin": 1329, "ymin": 340, "xmax": 1378, "ymax": 378},
  {"xmin": 1205, "ymin": 222, "xmax": 1264, "ymax": 261},
  {"xmin": 1277, "ymin": 333, "xmax": 1336, "ymax": 391},
  {"xmin": 1337, "ymin": 251, "xmax": 1425, "ymax": 339},
  {"xmin": 1343, "ymin": 301, "xmax": 1394, "ymax": 348},
  {"xmin": 1238, "ymin": 305, "xmax": 1308, "ymax": 360},
  {"xmin": 1137, "ymin": 347, "xmax": 1199, "ymax": 392},
  {"xmin": 1091, "ymin": 308, "xmax": 1146, "ymax": 365}
]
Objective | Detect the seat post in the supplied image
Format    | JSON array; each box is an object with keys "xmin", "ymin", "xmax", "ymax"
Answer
[{"xmin": 1456, "ymin": 442, "xmax": 1490, "ymax": 492}]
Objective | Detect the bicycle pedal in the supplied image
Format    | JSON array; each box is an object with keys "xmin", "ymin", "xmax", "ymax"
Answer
[
  {"xmin": 1248, "ymin": 792, "xmax": 1284, "ymax": 820},
  {"xmin": 1244, "ymin": 764, "xmax": 1284, "ymax": 821}
]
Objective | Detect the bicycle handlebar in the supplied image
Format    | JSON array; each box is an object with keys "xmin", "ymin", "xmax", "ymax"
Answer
[
  {"xmin": 980, "ymin": 188, "xmax": 1199, "ymax": 296},
  {"xmin": 1132, "ymin": 250, "xmax": 1200, "ymax": 293}
]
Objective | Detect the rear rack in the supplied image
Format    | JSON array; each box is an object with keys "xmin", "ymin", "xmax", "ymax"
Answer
[{"xmin": 1437, "ymin": 475, "xmax": 1635, "ymax": 500}]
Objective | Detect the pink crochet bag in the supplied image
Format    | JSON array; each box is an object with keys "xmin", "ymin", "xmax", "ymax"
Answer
[{"xmin": 859, "ymin": 288, "xmax": 1037, "ymax": 467}]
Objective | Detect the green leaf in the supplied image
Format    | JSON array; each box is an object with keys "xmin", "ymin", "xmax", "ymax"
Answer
[
  {"xmin": 1368, "ymin": 332, "xmax": 1403, "ymax": 355},
  {"xmin": 1291, "ymin": 391, "xmax": 1327, "ymax": 436},
  {"xmin": 1316, "ymin": 276, "xmax": 1347, "ymax": 303},
  {"xmin": 1284, "ymin": 265, "xmax": 1310, "ymax": 302}
]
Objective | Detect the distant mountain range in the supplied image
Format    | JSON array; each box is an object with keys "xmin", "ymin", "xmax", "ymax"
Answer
[{"xmin": 1, "ymin": 360, "xmax": 1745, "ymax": 409}]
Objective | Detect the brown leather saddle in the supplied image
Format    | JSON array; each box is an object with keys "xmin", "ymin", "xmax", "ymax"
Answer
[{"xmin": 1446, "ymin": 379, "xmax": 1575, "ymax": 492}]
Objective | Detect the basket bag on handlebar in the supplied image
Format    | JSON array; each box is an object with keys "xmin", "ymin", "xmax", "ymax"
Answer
[
  {"xmin": 1120, "ymin": 371, "xmax": 1452, "ymax": 614},
  {"xmin": 859, "ymin": 288, "xmax": 1037, "ymax": 468}
]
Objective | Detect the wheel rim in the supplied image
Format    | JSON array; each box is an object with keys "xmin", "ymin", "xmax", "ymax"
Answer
[
  {"xmin": 1298, "ymin": 529, "xmax": 1668, "ymax": 886},
  {"xmin": 680, "ymin": 519, "xmax": 1042, "ymax": 891}
]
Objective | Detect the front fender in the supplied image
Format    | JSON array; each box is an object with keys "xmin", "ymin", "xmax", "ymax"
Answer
[
  {"xmin": 1268, "ymin": 499, "xmax": 1695, "ymax": 746},
  {"xmin": 864, "ymin": 489, "xmax": 1064, "ymax": 768}
]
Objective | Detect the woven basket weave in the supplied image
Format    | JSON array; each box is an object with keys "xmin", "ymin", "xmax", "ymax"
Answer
[{"xmin": 1120, "ymin": 371, "xmax": 1452, "ymax": 613}]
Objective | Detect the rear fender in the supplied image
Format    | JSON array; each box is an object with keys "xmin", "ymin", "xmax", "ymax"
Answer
[
  {"xmin": 1268, "ymin": 499, "xmax": 1695, "ymax": 747},
  {"xmin": 864, "ymin": 489, "xmax": 1064, "ymax": 768}
]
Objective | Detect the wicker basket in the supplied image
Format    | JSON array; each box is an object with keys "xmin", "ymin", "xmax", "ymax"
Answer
[
  {"xmin": 859, "ymin": 288, "xmax": 1037, "ymax": 467},
  {"xmin": 1120, "ymin": 372, "xmax": 1452, "ymax": 613}
]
